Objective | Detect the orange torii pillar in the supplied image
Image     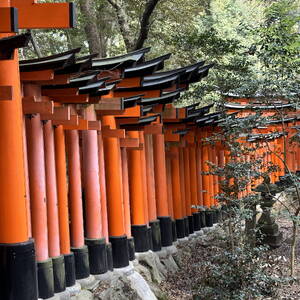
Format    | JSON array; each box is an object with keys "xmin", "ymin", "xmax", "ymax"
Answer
[
  {"xmin": 127, "ymin": 130, "xmax": 151, "ymax": 253},
  {"xmin": 120, "ymin": 146, "xmax": 135, "ymax": 261},
  {"xmin": 166, "ymin": 150, "xmax": 177, "ymax": 241},
  {"xmin": 178, "ymin": 145, "xmax": 189, "ymax": 237},
  {"xmin": 170, "ymin": 145, "xmax": 186, "ymax": 239},
  {"xmin": 24, "ymin": 84, "xmax": 55, "ymax": 299},
  {"xmin": 183, "ymin": 145, "xmax": 194, "ymax": 234},
  {"xmin": 54, "ymin": 125, "xmax": 77, "ymax": 289},
  {"xmin": 194, "ymin": 139, "xmax": 204, "ymax": 231},
  {"xmin": 153, "ymin": 134, "xmax": 173, "ymax": 247},
  {"xmin": 82, "ymin": 121, "xmax": 108, "ymax": 276},
  {"xmin": 189, "ymin": 142, "xmax": 199, "ymax": 233},
  {"xmin": 101, "ymin": 115, "xmax": 129, "ymax": 268},
  {"xmin": 98, "ymin": 132, "xmax": 114, "ymax": 269},
  {"xmin": 145, "ymin": 133, "xmax": 162, "ymax": 251},
  {"xmin": 44, "ymin": 120, "xmax": 68, "ymax": 295},
  {"xmin": 65, "ymin": 130, "xmax": 91, "ymax": 281},
  {"xmin": 0, "ymin": 32, "xmax": 38, "ymax": 298}
]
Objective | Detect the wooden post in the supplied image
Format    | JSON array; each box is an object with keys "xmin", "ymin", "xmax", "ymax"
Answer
[
  {"xmin": 101, "ymin": 115, "xmax": 129, "ymax": 268},
  {"xmin": 127, "ymin": 130, "xmax": 150, "ymax": 253},
  {"xmin": 65, "ymin": 129, "xmax": 91, "ymax": 280},
  {"xmin": 24, "ymin": 84, "xmax": 54, "ymax": 299},
  {"xmin": 153, "ymin": 134, "xmax": 173, "ymax": 247}
]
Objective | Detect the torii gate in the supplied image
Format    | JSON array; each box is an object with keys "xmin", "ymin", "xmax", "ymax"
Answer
[{"xmin": 0, "ymin": 1, "xmax": 74, "ymax": 299}]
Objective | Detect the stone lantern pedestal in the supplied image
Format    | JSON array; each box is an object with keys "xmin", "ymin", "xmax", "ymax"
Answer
[{"xmin": 254, "ymin": 176, "xmax": 283, "ymax": 248}]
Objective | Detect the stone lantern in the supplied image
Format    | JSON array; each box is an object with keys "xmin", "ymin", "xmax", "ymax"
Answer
[{"xmin": 253, "ymin": 176, "xmax": 283, "ymax": 248}]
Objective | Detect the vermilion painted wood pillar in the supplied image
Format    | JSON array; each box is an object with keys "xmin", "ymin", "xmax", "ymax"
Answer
[
  {"xmin": 166, "ymin": 155, "xmax": 175, "ymax": 219},
  {"xmin": 170, "ymin": 146, "xmax": 186, "ymax": 239},
  {"xmin": 101, "ymin": 115, "xmax": 129, "ymax": 268},
  {"xmin": 120, "ymin": 146, "xmax": 135, "ymax": 260},
  {"xmin": 65, "ymin": 129, "xmax": 91, "ymax": 280},
  {"xmin": 82, "ymin": 126, "xmax": 109, "ymax": 275},
  {"xmin": 0, "ymin": 23, "xmax": 38, "ymax": 300},
  {"xmin": 97, "ymin": 133, "xmax": 109, "ymax": 242},
  {"xmin": 183, "ymin": 147, "xmax": 193, "ymax": 234},
  {"xmin": 44, "ymin": 121, "xmax": 60, "ymax": 258},
  {"xmin": 127, "ymin": 130, "xmax": 150, "ymax": 253},
  {"xmin": 196, "ymin": 143, "xmax": 203, "ymax": 207},
  {"xmin": 179, "ymin": 146, "xmax": 188, "ymax": 237},
  {"xmin": 189, "ymin": 145, "xmax": 198, "ymax": 212},
  {"xmin": 44, "ymin": 120, "xmax": 68, "ymax": 294},
  {"xmin": 144, "ymin": 133, "xmax": 162, "ymax": 251},
  {"xmin": 153, "ymin": 134, "xmax": 173, "ymax": 247},
  {"xmin": 139, "ymin": 132, "xmax": 150, "ymax": 227},
  {"xmin": 24, "ymin": 84, "xmax": 55, "ymax": 299},
  {"xmin": 54, "ymin": 125, "xmax": 77, "ymax": 288},
  {"xmin": 22, "ymin": 115, "xmax": 32, "ymax": 238},
  {"xmin": 201, "ymin": 130, "xmax": 211, "ymax": 208}
]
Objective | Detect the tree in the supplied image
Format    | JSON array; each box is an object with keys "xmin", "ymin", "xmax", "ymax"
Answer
[{"xmin": 106, "ymin": 0, "xmax": 160, "ymax": 51}]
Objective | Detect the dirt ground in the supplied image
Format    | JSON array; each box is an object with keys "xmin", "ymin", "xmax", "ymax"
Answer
[{"xmin": 159, "ymin": 217, "xmax": 300, "ymax": 300}]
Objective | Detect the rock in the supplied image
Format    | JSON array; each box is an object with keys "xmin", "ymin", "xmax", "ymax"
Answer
[
  {"xmin": 135, "ymin": 251, "xmax": 167, "ymax": 283},
  {"xmin": 74, "ymin": 290, "xmax": 94, "ymax": 300},
  {"xmin": 96, "ymin": 273, "xmax": 142, "ymax": 300},
  {"xmin": 160, "ymin": 255, "xmax": 178, "ymax": 273}
]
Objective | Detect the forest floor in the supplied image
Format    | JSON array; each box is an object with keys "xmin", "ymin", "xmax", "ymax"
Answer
[{"xmin": 159, "ymin": 217, "xmax": 300, "ymax": 300}]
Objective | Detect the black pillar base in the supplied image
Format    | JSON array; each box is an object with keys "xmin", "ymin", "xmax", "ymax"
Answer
[
  {"xmin": 193, "ymin": 212, "xmax": 201, "ymax": 231},
  {"xmin": 149, "ymin": 219, "xmax": 162, "ymax": 251},
  {"xmin": 85, "ymin": 238, "xmax": 108, "ymax": 275},
  {"xmin": 64, "ymin": 253, "xmax": 76, "ymax": 287},
  {"xmin": 212, "ymin": 210, "xmax": 218, "ymax": 224},
  {"xmin": 52, "ymin": 255, "xmax": 66, "ymax": 293},
  {"xmin": 172, "ymin": 220, "xmax": 177, "ymax": 242},
  {"xmin": 188, "ymin": 215, "xmax": 194, "ymax": 234},
  {"xmin": 106, "ymin": 243, "xmax": 113, "ymax": 271},
  {"xmin": 131, "ymin": 224, "xmax": 150, "ymax": 253},
  {"xmin": 147, "ymin": 227, "xmax": 153, "ymax": 251},
  {"xmin": 184, "ymin": 217, "xmax": 190, "ymax": 237},
  {"xmin": 109, "ymin": 235, "xmax": 129, "ymax": 268},
  {"xmin": 72, "ymin": 246, "xmax": 90, "ymax": 280},
  {"xmin": 0, "ymin": 239, "xmax": 38, "ymax": 300},
  {"xmin": 37, "ymin": 259, "xmax": 54, "ymax": 299},
  {"xmin": 200, "ymin": 211, "xmax": 206, "ymax": 228},
  {"xmin": 158, "ymin": 216, "xmax": 173, "ymax": 247},
  {"xmin": 205, "ymin": 211, "xmax": 214, "ymax": 227},
  {"xmin": 175, "ymin": 218, "xmax": 186, "ymax": 239},
  {"xmin": 128, "ymin": 237, "xmax": 135, "ymax": 261}
]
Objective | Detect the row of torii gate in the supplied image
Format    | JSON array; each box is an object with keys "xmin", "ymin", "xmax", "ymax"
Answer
[{"xmin": 0, "ymin": 1, "xmax": 298, "ymax": 300}]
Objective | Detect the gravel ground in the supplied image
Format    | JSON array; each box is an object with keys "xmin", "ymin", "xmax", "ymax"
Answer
[{"xmin": 159, "ymin": 217, "xmax": 300, "ymax": 300}]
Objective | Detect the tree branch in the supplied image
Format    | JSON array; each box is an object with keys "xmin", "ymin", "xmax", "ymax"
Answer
[{"xmin": 134, "ymin": 0, "xmax": 160, "ymax": 50}]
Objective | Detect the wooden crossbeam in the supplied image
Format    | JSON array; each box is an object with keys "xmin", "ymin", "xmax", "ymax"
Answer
[
  {"xmin": 88, "ymin": 121, "xmax": 101, "ymax": 130},
  {"xmin": 50, "ymin": 94, "xmax": 89, "ymax": 104},
  {"xmin": 144, "ymin": 124, "xmax": 163, "ymax": 134},
  {"xmin": 95, "ymin": 98, "xmax": 123, "ymax": 111},
  {"xmin": 34, "ymin": 74, "xmax": 70, "ymax": 85},
  {"xmin": 23, "ymin": 100, "xmax": 54, "ymax": 115},
  {"xmin": 42, "ymin": 88, "xmax": 79, "ymax": 97},
  {"xmin": 63, "ymin": 118, "xmax": 89, "ymax": 130},
  {"xmin": 102, "ymin": 126, "xmax": 125, "ymax": 138},
  {"xmin": 52, "ymin": 114, "xmax": 78, "ymax": 126},
  {"xmin": 20, "ymin": 70, "xmax": 54, "ymax": 81},
  {"xmin": 0, "ymin": 86, "xmax": 13, "ymax": 101},
  {"xmin": 11, "ymin": 1, "xmax": 76, "ymax": 29},
  {"xmin": 0, "ymin": 7, "xmax": 18, "ymax": 33},
  {"xmin": 40, "ymin": 106, "xmax": 70, "ymax": 121},
  {"xmin": 120, "ymin": 138, "xmax": 140, "ymax": 148}
]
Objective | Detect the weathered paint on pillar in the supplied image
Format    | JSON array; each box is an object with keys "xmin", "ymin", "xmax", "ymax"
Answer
[
  {"xmin": 66, "ymin": 130, "xmax": 85, "ymax": 248},
  {"xmin": 82, "ymin": 129, "xmax": 102, "ymax": 239},
  {"xmin": 44, "ymin": 120, "xmax": 61, "ymax": 257},
  {"xmin": 153, "ymin": 134, "xmax": 169, "ymax": 217},
  {"xmin": 54, "ymin": 125, "xmax": 71, "ymax": 255}
]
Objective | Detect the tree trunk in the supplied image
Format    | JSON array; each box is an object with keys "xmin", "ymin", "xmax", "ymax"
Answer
[
  {"xmin": 107, "ymin": 0, "xmax": 160, "ymax": 52},
  {"xmin": 79, "ymin": 0, "xmax": 104, "ymax": 57}
]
